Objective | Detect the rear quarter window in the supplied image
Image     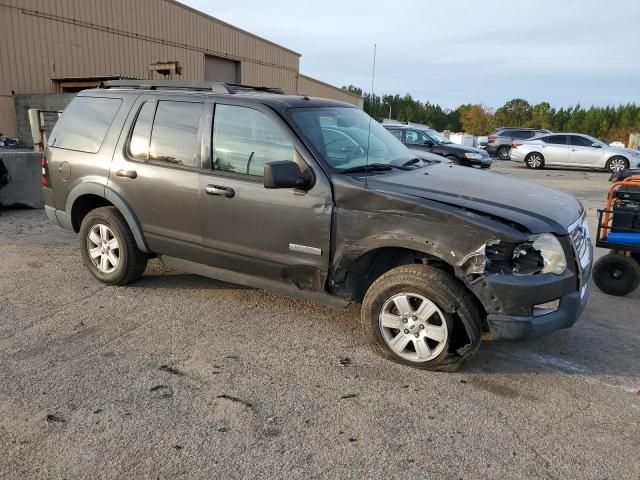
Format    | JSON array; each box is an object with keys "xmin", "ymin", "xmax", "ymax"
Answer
[{"xmin": 48, "ymin": 96, "xmax": 122, "ymax": 153}]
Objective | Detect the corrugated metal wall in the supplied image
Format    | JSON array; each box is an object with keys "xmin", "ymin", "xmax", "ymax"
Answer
[
  {"xmin": 297, "ymin": 75, "xmax": 363, "ymax": 107},
  {"xmin": 0, "ymin": 0, "xmax": 301, "ymax": 95}
]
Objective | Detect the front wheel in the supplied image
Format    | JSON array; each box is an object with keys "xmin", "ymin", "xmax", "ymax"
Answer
[
  {"xmin": 593, "ymin": 252, "xmax": 640, "ymax": 296},
  {"xmin": 606, "ymin": 156, "xmax": 629, "ymax": 174},
  {"xmin": 525, "ymin": 152, "xmax": 545, "ymax": 169},
  {"xmin": 360, "ymin": 264, "xmax": 482, "ymax": 371}
]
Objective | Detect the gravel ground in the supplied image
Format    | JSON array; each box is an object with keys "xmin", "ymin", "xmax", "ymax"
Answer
[{"xmin": 1, "ymin": 160, "xmax": 639, "ymax": 479}]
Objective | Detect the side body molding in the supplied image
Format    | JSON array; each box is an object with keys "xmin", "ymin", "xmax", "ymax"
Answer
[{"xmin": 65, "ymin": 182, "xmax": 150, "ymax": 253}]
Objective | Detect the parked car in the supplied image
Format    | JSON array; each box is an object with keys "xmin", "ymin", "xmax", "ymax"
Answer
[
  {"xmin": 487, "ymin": 127, "xmax": 551, "ymax": 160},
  {"xmin": 43, "ymin": 80, "xmax": 591, "ymax": 371},
  {"xmin": 383, "ymin": 123, "xmax": 491, "ymax": 168},
  {"xmin": 510, "ymin": 133, "xmax": 640, "ymax": 173}
]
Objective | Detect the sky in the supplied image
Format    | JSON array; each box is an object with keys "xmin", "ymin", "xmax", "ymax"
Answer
[{"xmin": 183, "ymin": 0, "xmax": 640, "ymax": 110}]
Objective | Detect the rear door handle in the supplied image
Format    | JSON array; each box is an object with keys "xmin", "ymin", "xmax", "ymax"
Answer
[
  {"xmin": 116, "ymin": 169, "xmax": 137, "ymax": 179},
  {"xmin": 205, "ymin": 184, "xmax": 235, "ymax": 198}
]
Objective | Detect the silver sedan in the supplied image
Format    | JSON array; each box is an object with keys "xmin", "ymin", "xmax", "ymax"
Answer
[{"xmin": 509, "ymin": 133, "xmax": 640, "ymax": 173}]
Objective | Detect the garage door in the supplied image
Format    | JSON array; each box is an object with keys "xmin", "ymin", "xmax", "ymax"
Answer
[{"xmin": 205, "ymin": 55, "xmax": 239, "ymax": 83}]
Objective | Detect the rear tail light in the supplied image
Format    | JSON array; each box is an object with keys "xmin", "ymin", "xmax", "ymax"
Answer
[
  {"xmin": 488, "ymin": 135, "xmax": 496, "ymax": 143},
  {"xmin": 41, "ymin": 155, "xmax": 50, "ymax": 187},
  {"xmin": 511, "ymin": 143, "xmax": 522, "ymax": 149}
]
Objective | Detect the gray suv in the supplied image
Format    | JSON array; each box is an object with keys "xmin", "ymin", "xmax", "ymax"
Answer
[
  {"xmin": 487, "ymin": 127, "xmax": 552, "ymax": 159},
  {"xmin": 43, "ymin": 80, "xmax": 592, "ymax": 371}
]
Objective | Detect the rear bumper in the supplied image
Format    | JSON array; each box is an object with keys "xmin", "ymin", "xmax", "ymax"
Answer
[{"xmin": 487, "ymin": 279, "xmax": 591, "ymax": 340}]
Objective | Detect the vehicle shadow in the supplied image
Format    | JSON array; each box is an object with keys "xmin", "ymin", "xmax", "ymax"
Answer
[{"xmin": 129, "ymin": 268, "xmax": 639, "ymax": 379}]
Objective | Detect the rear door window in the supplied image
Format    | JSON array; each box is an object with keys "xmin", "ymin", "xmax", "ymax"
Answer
[
  {"xmin": 128, "ymin": 101, "xmax": 156, "ymax": 160},
  {"xmin": 544, "ymin": 135, "xmax": 568, "ymax": 145},
  {"xmin": 387, "ymin": 129, "xmax": 404, "ymax": 141},
  {"xmin": 49, "ymin": 96, "xmax": 122, "ymax": 153},
  {"xmin": 511, "ymin": 130, "xmax": 533, "ymax": 139},
  {"xmin": 148, "ymin": 101, "xmax": 204, "ymax": 168},
  {"xmin": 212, "ymin": 104, "xmax": 294, "ymax": 177}
]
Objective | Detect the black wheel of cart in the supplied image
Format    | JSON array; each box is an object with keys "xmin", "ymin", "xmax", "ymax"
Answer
[{"xmin": 593, "ymin": 252, "xmax": 640, "ymax": 296}]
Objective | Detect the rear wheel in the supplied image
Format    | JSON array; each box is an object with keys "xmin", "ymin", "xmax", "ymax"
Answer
[
  {"xmin": 606, "ymin": 156, "xmax": 629, "ymax": 174},
  {"xmin": 79, "ymin": 206, "xmax": 148, "ymax": 285},
  {"xmin": 360, "ymin": 264, "xmax": 482, "ymax": 371},
  {"xmin": 496, "ymin": 146, "xmax": 511, "ymax": 160},
  {"xmin": 593, "ymin": 252, "xmax": 640, "ymax": 296},
  {"xmin": 525, "ymin": 152, "xmax": 545, "ymax": 169}
]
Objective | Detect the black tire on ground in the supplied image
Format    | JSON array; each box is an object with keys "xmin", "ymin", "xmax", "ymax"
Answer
[
  {"xmin": 525, "ymin": 152, "xmax": 545, "ymax": 169},
  {"xmin": 446, "ymin": 155, "xmax": 460, "ymax": 165},
  {"xmin": 606, "ymin": 156, "xmax": 629, "ymax": 174},
  {"xmin": 360, "ymin": 264, "xmax": 483, "ymax": 371},
  {"xmin": 79, "ymin": 206, "xmax": 148, "ymax": 285},
  {"xmin": 496, "ymin": 146, "xmax": 511, "ymax": 160},
  {"xmin": 592, "ymin": 252, "xmax": 640, "ymax": 296}
]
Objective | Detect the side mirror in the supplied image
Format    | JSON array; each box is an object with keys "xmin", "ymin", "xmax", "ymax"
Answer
[
  {"xmin": 264, "ymin": 161, "xmax": 311, "ymax": 189},
  {"xmin": 591, "ymin": 143, "xmax": 602, "ymax": 148}
]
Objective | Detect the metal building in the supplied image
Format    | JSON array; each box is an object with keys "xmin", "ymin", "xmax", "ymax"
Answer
[{"xmin": 0, "ymin": 0, "xmax": 362, "ymax": 139}]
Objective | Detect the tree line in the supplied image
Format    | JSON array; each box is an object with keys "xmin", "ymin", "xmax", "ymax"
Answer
[{"xmin": 342, "ymin": 85, "xmax": 640, "ymax": 143}]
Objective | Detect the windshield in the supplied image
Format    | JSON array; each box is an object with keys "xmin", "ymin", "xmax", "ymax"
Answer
[
  {"xmin": 286, "ymin": 107, "xmax": 414, "ymax": 171},
  {"xmin": 426, "ymin": 129, "xmax": 451, "ymax": 144}
]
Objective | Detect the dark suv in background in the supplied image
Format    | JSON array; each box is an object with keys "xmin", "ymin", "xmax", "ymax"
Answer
[
  {"xmin": 487, "ymin": 127, "xmax": 551, "ymax": 160},
  {"xmin": 383, "ymin": 123, "xmax": 491, "ymax": 168},
  {"xmin": 43, "ymin": 80, "xmax": 591, "ymax": 371}
]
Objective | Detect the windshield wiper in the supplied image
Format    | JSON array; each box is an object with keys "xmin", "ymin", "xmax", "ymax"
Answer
[{"xmin": 339, "ymin": 163, "xmax": 402, "ymax": 174}]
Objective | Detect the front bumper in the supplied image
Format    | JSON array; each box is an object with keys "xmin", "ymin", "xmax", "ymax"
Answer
[
  {"xmin": 487, "ymin": 279, "xmax": 591, "ymax": 340},
  {"xmin": 467, "ymin": 156, "xmax": 492, "ymax": 169}
]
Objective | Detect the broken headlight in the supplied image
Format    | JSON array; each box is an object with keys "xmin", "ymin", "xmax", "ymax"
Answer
[{"xmin": 486, "ymin": 234, "xmax": 567, "ymax": 275}]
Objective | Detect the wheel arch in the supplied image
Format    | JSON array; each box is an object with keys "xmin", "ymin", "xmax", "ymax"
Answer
[
  {"xmin": 339, "ymin": 245, "xmax": 455, "ymax": 303},
  {"xmin": 66, "ymin": 183, "xmax": 150, "ymax": 253}
]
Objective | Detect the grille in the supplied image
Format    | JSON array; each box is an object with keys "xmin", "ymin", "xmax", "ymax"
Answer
[{"xmin": 569, "ymin": 216, "xmax": 593, "ymax": 273}]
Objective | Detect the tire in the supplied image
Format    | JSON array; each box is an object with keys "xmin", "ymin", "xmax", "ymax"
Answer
[
  {"xmin": 606, "ymin": 156, "xmax": 629, "ymax": 174},
  {"xmin": 360, "ymin": 264, "xmax": 482, "ymax": 371},
  {"xmin": 525, "ymin": 152, "xmax": 545, "ymax": 169},
  {"xmin": 446, "ymin": 154, "xmax": 460, "ymax": 165},
  {"xmin": 496, "ymin": 146, "xmax": 511, "ymax": 160},
  {"xmin": 79, "ymin": 206, "xmax": 148, "ymax": 285},
  {"xmin": 592, "ymin": 252, "xmax": 640, "ymax": 296}
]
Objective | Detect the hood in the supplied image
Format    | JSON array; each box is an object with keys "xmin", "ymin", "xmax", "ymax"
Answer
[{"xmin": 366, "ymin": 163, "xmax": 583, "ymax": 235}]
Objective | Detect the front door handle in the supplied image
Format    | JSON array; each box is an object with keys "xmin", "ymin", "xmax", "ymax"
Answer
[
  {"xmin": 116, "ymin": 169, "xmax": 137, "ymax": 179},
  {"xmin": 205, "ymin": 184, "xmax": 235, "ymax": 198}
]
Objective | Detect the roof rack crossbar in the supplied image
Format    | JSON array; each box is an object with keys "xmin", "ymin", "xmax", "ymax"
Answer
[{"xmin": 99, "ymin": 80, "xmax": 283, "ymax": 95}]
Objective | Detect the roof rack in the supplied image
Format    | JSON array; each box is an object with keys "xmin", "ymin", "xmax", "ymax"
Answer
[{"xmin": 98, "ymin": 79, "xmax": 283, "ymax": 95}]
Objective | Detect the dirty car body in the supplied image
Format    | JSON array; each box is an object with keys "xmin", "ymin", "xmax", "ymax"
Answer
[{"xmin": 43, "ymin": 82, "xmax": 592, "ymax": 370}]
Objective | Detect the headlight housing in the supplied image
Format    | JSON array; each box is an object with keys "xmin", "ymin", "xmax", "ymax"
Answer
[
  {"xmin": 485, "ymin": 234, "xmax": 567, "ymax": 275},
  {"xmin": 464, "ymin": 152, "xmax": 484, "ymax": 160}
]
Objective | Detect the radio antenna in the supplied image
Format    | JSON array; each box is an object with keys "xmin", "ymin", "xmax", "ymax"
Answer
[{"xmin": 364, "ymin": 43, "xmax": 377, "ymax": 188}]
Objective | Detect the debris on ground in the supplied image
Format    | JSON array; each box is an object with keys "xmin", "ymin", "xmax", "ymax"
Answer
[
  {"xmin": 338, "ymin": 357, "xmax": 352, "ymax": 366},
  {"xmin": 159, "ymin": 364, "xmax": 184, "ymax": 376},
  {"xmin": 217, "ymin": 394, "xmax": 252, "ymax": 408},
  {"xmin": 46, "ymin": 414, "xmax": 65, "ymax": 423},
  {"xmin": 150, "ymin": 385, "xmax": 173, "ymax": 398},
  {"xmin": 341, "ymin": 393, "xmax": 357, "ymax": 399}
]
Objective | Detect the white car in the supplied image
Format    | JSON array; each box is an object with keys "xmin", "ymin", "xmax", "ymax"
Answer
[{"xmin": 509, "ymin": 133, "xmax": 640, "ymax": 173}]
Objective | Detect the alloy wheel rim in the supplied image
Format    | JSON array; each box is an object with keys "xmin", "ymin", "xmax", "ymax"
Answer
[
  {"xmin": 87, "ymin": 224, "xmax": 120, "ymax": 273},
  {"xmin": 379, "ymin": 293, "xmax": 448, "ymax": 362},
  {"xmin": 610, "ymin": 158, "xmax": 625, "ymax": 172},
  {"xmin": 498, "ymin": 148, "xmax": 510, "ymax": 160},
  {"xmin": 528, "ymin": 155, "xmax": 541, "ymax": 168}
]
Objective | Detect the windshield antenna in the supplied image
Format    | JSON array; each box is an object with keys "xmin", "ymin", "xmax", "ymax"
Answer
[{"xmin": 364, "ymin": 43, "xmax": 377, "ymax": 188}]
